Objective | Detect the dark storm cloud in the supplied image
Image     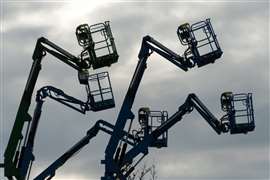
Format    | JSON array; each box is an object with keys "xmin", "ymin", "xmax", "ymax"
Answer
[{"xmin": 1, "ymin": 1, "xmax": 269, "ymax": 180}]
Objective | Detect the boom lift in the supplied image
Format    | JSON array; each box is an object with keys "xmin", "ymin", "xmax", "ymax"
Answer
[
  {"xmin": 19, "ymin": 85, "xmax": 122, "ymax": 180},
  {"xmin": 16, "ymin": 85, "xmax": 94, "ymax": 180},
  {"xmin": 116, "ymin": 92, "xmax": 255, "ymax": 178},
  {"xmin": 2, "ymin": 21, "xmax": 118, "ymax": 180}
]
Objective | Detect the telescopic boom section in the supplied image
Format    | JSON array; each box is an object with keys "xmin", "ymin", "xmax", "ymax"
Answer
[{"xmin": 3, "ymin": 37, "xmax": 89, "ymax": 180}]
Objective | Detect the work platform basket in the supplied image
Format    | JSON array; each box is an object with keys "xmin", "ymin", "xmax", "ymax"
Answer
[
  {"xmin": 177, "ymin": 18, "xmax": 222, "ymax": 68},
  {"xmin": 86, "ymin": 72, "xmax": 115, "ymax": 112},
  {"xmin": 76, "ymin": 21, "xmax": 119, "ymax": 69},
  {"xmin": 138, "ymin": 108, "xmax": 168, "ymax": 148},
  {"xmin": 220, "ymin": 92, "xmax": 255, "ymax": 134}
]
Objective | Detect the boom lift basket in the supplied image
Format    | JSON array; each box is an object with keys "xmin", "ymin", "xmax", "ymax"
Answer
[
  {"xmin": 138, "ymin": 108, "xmax": 168, "ymax": 148},
  {"xmin": 221, "ymin": 92, "xmax": 255, "ymax": 134},
  {"xmin": 76, "ymin": 21, "xmax": 119, "ymax": 69},
  {"xmin": 177, "ymin": 19, "xmax": 222, "ymax": 67},
  {"xmin": 87, "ymin": 72, "xmax": 115, "ymax": 111}
]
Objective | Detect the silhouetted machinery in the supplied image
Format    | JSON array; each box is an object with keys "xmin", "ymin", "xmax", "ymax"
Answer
[
  {"xmin": 101, "ymin": 18, "xmax": 254, "ymax": 179},
  {"xmin": 1, "ymin": 19, "xmax": 255, "ymax": 180},
  {"xmin": 137, "ymin": 108, "xmax": 168, "ymax": 148},
  {"xmin": 177, "ymin": 19, "xmax": 222, "ymax": 68},
  {"xmin": 220, "ymin": 92, "xmax": 255, "ymax": 134},
  {"xmin": 76, "ymin": 21, "xmax": 118, "ymax": 70},
  {"xmin": 2, "ymin": 21, "xmax": 118, "ymax": 180}
]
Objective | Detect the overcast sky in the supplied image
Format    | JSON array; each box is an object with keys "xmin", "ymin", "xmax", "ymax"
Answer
[{"xmin": 0, "ymin": 1, "xmax": 269, "ymax": 180}]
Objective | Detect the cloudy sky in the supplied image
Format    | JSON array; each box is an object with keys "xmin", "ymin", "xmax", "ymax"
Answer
[{"xmin": 0, "ymin": 1, "xmax": 269, "ymax": 180}]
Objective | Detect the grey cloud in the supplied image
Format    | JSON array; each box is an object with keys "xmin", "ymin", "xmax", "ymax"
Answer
[
  {"xmin": 1, "ymin": 1, "xmax": 269, "ymax": 180},
  {"xmin": 3, "ymin": 2, "xmax": 64, "ymax": 23}
]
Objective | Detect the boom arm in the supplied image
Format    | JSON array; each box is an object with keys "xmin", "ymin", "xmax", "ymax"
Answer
[
  {"xmin": 138, "ymin": 36, "xmax": 189, "ymax": 71},
  {"xmin": 36, "ymin": 86, "xmax": 91, "ymax": 114},
  {"xmin": 34, "ymin": 120, "xmax": 139, "ymax": 180},
  {"xmin": 16, "ymin": 85, "xmax": 97, "ymax": 180},
  {"xmin": 4, "ymin": 37, "xmax": 90, "ymax": 180},
  {"xmin": 186, "ymin": 93, "xmax": 224, "ymax": 134}
]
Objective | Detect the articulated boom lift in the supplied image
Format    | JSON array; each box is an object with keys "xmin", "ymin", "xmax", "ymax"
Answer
[
  {"xmin": 2, "ymin": 21, "xmax": 118, "ymax": 180},
  {"xmin": 115, "ymin": 92, "xmax": 254, "ymax": 178}
]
